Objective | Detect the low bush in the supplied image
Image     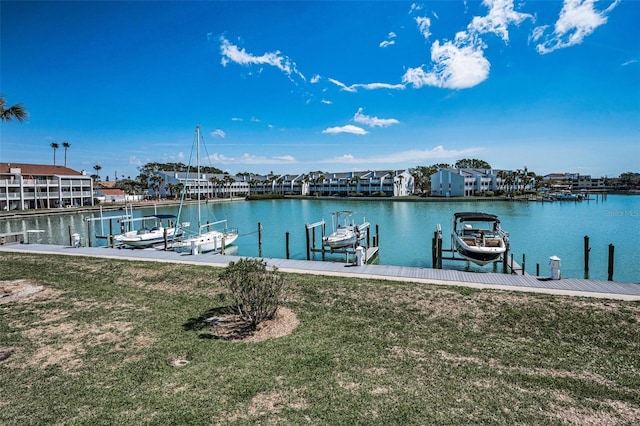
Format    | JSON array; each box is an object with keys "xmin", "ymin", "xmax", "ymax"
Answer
[{"xmin": 219, "ymin": 258, "xmax": 284, "ymax": 328}]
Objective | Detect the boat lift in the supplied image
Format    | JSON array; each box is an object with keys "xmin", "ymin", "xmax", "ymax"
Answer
[
  {"xmin": 304, "ymin": 219, "xmax": 378, "ymax": 264},
  {"xmin": 84, "ymin": 205, "xmax": 134, "ymax": 247},
  {"xmin": 432, "ymin": 223, "xmax": 518, "ymax": 274}
]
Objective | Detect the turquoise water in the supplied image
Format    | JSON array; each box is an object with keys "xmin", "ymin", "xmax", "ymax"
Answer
[{"xmin": 1, "ymin": 195, "xmax": 638, "ymax": 283}]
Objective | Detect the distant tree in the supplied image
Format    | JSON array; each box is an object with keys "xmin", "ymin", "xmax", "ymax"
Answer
[
  {"xmin": 0, "ymin": 95, "xmax": 28, "ymax": 123},
  {"xmin": 410, "ymin": 164, "xmax": 451, "ymax": 193},
  {"xmin": 93, "ymin": 164, "xmax": 102, "ymax": 181},
  {"xmin": 455, "ymin": 158, "xmax": 492, "ymax": 169},
  {"xmin": 62, "ymin": 142, "xmax": 70, "ymax": 167},
  {"xmin": 50, "ymin": 143, "xmax": 59, "ymax": 165}
]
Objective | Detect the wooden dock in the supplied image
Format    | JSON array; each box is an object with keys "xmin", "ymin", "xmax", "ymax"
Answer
[
  {"xmin": 0, "ymin": 232, "xmax": 24, "ymax": 246},
  {"xmin": 1, "ymin": 244, "xmax": 638, "ymax": 300}
]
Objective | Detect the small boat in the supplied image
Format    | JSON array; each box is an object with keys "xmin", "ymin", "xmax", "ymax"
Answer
[
  {"xmin": 172, "ymin": 219, "xmax": 238, "ymax": 254},
  {"xmin": 172, "ymin": 125, "xmax": 239, "ymax": 254},
  {"xmin": 323, "ymin": 211, "xmax": 360, "ymax": 249},
  {"xmin": 452, "ymin": 212, "xmax": 509, "ymax": 266},
  {"xmin": 114, "ymin": 214, "xmax": 183, "ymax": 248}
]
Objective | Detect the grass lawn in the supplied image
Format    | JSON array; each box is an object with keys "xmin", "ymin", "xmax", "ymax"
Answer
[{"xmin": 1, "ymin": 252, "xmax": 639, "ymax": 425}]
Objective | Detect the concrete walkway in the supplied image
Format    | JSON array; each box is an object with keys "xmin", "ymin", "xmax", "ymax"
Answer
[{"xmin": 1, "ymin": 243, "xmax": 639, "ymax": 301}]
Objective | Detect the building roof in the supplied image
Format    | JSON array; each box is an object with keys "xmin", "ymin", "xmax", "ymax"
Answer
[
  {"xmin": 97, "ymin": 189, "xmax": 126, "ymax": 196},
  {"xmin": 0, "ymin": 162, "xmax": 84, "ymax": 176}
]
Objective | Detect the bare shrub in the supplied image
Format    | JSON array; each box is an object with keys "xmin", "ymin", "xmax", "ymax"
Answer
[{"xmin": 219, "ymin": 258, "xmax": 284, "ymax": 329}]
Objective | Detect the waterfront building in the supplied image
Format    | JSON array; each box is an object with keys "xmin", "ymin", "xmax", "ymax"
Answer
[
  {"xmin": 0, "ymin": 162, "xmax": 94, "ymax": 211},
  {"xmin": 431, "ymin": 168, "xmax": 501, "ymax": 197},
  {"xmin": 154, "ymin": 169, "xmax": 414, "ymax": 198},
  {"xmin": 94, "ymin": 188, "xmax": 144, "ymax": 204}
]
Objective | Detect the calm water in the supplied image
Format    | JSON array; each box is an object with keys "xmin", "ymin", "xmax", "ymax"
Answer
[{"xmin": 1, "ymin": 195, "xmax": 638, "ymax": 283}]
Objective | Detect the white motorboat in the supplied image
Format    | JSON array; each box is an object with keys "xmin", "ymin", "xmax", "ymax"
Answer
[
  {"xmin": 114, "ymin": 214, "xmax": 183, "ymax": 248},
  {"xmin": 172, "ymin": 125, "xmax": 239, "ymax": 254},
  {"xmin": 452, "ymin": 212, "xmax": 509, "ymax": 266},
  {"xmin": 323, "ymin": 211, "xmax": 360, "ymax": 249}
]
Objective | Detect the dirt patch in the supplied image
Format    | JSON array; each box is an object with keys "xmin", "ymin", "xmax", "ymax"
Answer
[
  {"xmin": 0, "ymin": 279, "xmax": 45, "ymax": 304},
  {"xmin": 209, "ymin": 306, "xmax": 299, "ymax": 342}
]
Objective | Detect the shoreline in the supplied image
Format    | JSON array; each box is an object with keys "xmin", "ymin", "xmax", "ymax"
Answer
[{"xmin": 0, "ymin": 192, "xmax": 637, "ymax": 220}]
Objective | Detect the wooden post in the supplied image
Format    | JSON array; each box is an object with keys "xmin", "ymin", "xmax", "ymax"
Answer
[
  {"xmin": 436, "ymin": 235, "xmax": 442, "ymax": 269},
  {"xmin": 536, "ymin": 263, "xmax": 540, "ymax": 276},
  {"xmin": 522, "ymin": 254, "xmax": 526, "ymax": 275},
  {"xmin": 607, "ymin": 244, "xmax": 615, "ymax": 281},
  {"xmin": 163, "ymin": 228, "xmax": 168, "ymax": 251},
  {"xmin": 584, "ymin": 235, "xmax": 590, "ymax": 279},
  {"xmin": 221, "ymin": 237, "xmax": 226, "ymax": 255},
  {"xmin": 376, "ymin": 224, "xmax": 379, "ymax": 247},
  {"xmin": 258, "ymin": 222, "xmax": 262, "ymax": 257},
  {"xmin": 502, "ymin": 246, "xmax": 509, "ymax": 273},
  {"xmin": 305, "ymin": 225, "xmax": 311, "ymax": 261},
  {"xmin": 68, "ymin": 225, "xmax": 73, "ymax": 246},
  {"xmin": 432, "ymin": 232, "xmax": 437, "ymax": 269},
  {"xmin": 510, "ymin": 253, "xmax": 514, "ymax": 274},
  {"xmin": 109, "ymin": 220, "xmax": 113, "ymax": 248},
  {"xmin": 321, "ymin": 222, "xmax": 326, "ymax": 261},
  {"xmin": 87, "ymin": 220, "xmax": 92, "ymax": 247},
  {"xmin": 285, "ymin": 232, "xmax": 290, "ymax": 259}
]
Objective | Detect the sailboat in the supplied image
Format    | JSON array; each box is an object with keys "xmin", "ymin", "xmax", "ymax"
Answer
[{"xmin": 172, "ymin": 125, "xmax": 239, "ymax": 254}]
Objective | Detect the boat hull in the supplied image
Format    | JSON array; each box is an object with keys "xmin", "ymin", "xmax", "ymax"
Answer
[
  {"xmin": 173, "ymin": 231, "xmax": 238, "ymax": 253},
  {"xmin": 115, "ymin": 227, "xmax": 182, "ymax": 248},
  {"xmin": 453, "ymin": 235, "xmax": 505, "ymax": 266}
]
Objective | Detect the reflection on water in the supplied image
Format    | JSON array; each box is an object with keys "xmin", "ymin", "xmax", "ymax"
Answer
[{"xmin": 1, "ymin": 196, "xmax": 638, "ymax": 282}]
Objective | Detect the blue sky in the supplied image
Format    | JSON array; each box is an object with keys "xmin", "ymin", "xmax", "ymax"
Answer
[{"xmin": 1, "ymin": 0, "xmax": 638, "ymax": 180}]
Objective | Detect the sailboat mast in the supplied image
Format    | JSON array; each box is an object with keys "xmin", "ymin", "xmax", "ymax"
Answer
[{"xmin": 196, "ymin": 125, "xmax": 201, "ymax": 229}]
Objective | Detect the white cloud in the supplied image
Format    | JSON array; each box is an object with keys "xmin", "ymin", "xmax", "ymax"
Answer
[
  {"xmin": 409, "ymin": 3, "xmax": 423, "ymax": 14},
  {"xmin": 328, "ymin": 78, "xmax": 356, "ymax": 92},
  {"xmin": 322, "ymin": 125, "xmax": 369, "ymax": 135},
  {"xmin": 210, "ymin": 129, "xmax": 226, "ymax": 138},
  {"xmin": 621, "ymin": 59, "xmax": 638, "ymax": 67},
  {"xmin": 231, "ymin": 117, "xmax": 243, "ymax": 122},
  {"xmin": 206, "ymin": 153, "xmax": 298, "ymax": 165},
  {"xmin": 328, "ymin": 78, "xmax": 405, "ymax": 92},
  {"xmin": 416, "ymin": 16, "xmax": 432, "ymax": 39},
  {"xmin": 310, "ymin": 74, "xmax": 321, "ymax": 83},
  {"xmin": 319, "ymin": 145, "xmax": 484, "ymax": 164},
  {"xmin": 406, "ymin": 0, "xmax": 532, "ymax": 90},
  {"xmin": 402, "ymin": 34, "xmax": 490, "ymax": 89},
  {"xmin": 219, "ymin": 35, "xmax": 305, "ymax": 81},
  {"xmin": 535, "ymin": 0, "xmax": 620, "ymax": 54},
  {"xmin": 321, "ymin": 99, "xmax": 333, "ymax": 105},
  {"xmin": 353, "ymin": 108, "xmax": 399, "ymax": 128},
  {"xmin": 379, "ymin": 32, "xmax": 397, "ymax": 48},
  {"xmin": 468, "ymin": 0, "xmax": 532, "ymax": 42}
]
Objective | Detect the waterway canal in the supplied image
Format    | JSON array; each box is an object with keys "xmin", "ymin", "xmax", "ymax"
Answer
[{"xmin": 1, "ymin": 195, "xmax": 638, "ymax": 282}]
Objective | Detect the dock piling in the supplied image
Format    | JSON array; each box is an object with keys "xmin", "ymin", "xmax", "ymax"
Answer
[
  {"xmin": 584, "ymin": 235, "xmax": 590, "ymax": 279},
  {"xmin": 608, "ymin": 244, "xmax": 615, "ymax": 281},
  {"xmin": 286, "ymin": 231, "xmax": 290, "ymax": 259}
]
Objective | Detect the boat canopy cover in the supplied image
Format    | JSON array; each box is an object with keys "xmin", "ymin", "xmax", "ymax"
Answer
[
  {"xmin": 144, "ymin": 214, "xmax": 178, "ymax": 220},
  {"xmin": 453, "ymin": 212, "xmax": 499, "ymax": 222}
]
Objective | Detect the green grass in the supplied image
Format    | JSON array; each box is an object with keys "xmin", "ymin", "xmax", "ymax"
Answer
[{"xmin": 1, "ymin": 252, "xmax": 639, "ymax": 425}]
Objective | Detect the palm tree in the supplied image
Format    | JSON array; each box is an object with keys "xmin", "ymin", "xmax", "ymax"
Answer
[
  {"xmin": 0, "ymin": 95, "xmax": 28, "ymax": 123},
  {"xmin": 209, "ymin": 176, "xmax": 221, "ymax": 198},
  {"xmin": 62, "ymin": 142, "xmax": 70, "ymax": 167},
  {"xmin": 93, "ymin": 164, "xmax": 102, "ymax": 181},
  {"xmin": 50, "ymin": 142, "xmax": 59, "ymax": 165}
]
